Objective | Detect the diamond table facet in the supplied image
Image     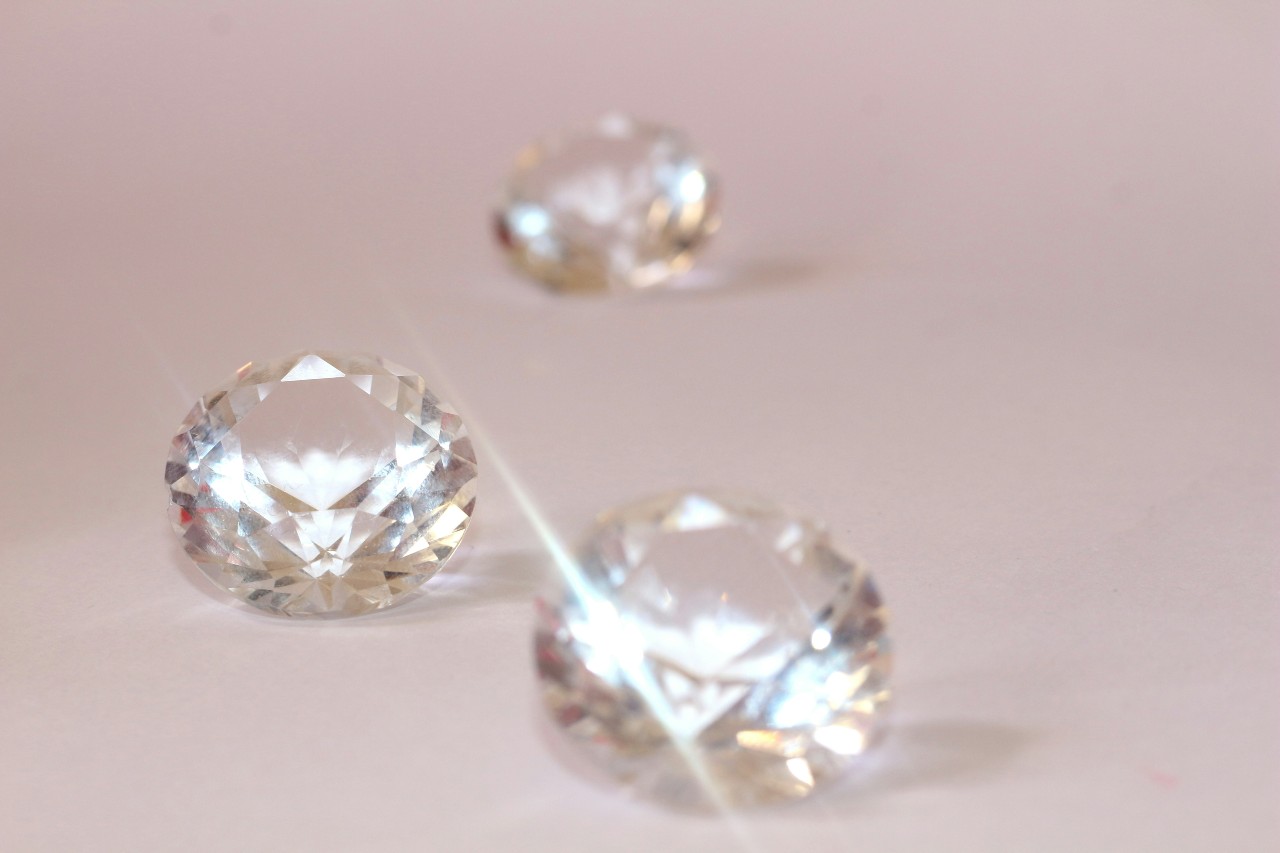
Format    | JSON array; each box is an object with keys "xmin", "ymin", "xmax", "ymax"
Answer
[
  {"xmin": 496, "ymin": 113, "xmax": 720, "ymax": 293},
  {"xmin": 166, "ymin": 352, "xmax": 477, "ymax": 617},
  {"xmin": 534, "ymin": 492, "xmax": 892, "ymax": 808}
]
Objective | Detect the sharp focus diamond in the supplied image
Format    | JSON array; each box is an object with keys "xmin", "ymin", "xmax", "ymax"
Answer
[
  {"xmin": 534, "ymin": 492, "xmax": 892, "ymax": 808},
  {"xmin": 166, "ymin": 351, "xmax": 478, "ymax": 617},
  {"xmin": 496, "ymin": 113, "xmax": 720, "ymax": 293}
]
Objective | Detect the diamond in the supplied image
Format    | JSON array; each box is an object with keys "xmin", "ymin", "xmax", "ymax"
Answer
[
  {"xmin": 534, "ymin": 491, "xmax": 891, "ymax": 808},
  {"xmin": 495, "ymin": 113, "xmax": 720, "ymax": 293},
  {"xmin": 165, "ymin": 351, "xmax": 478, "ymax": 617}
]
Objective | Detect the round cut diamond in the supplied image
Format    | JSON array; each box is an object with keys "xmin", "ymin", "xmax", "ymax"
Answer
[
  {"xmin": 534, "ymin": 492, "xmax": 891, "ymax": 808},
  {"xmin": 166, "ymin": 351, "xmax": 477, "ymax": 617},
  {"xmin": 495, "ymin": 113, "xmax": 719, "ymax": 293}
]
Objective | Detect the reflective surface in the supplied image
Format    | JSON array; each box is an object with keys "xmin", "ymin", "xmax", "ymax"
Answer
[
  {"xmin": 535, "ymin": 491, "xmax": 891, "ymax": 808},
  {"xmin": 496, "ymin": 114, "xmax": 719, "ymax": 293},
  {"xmin": 166, "ymin": 351, "xmax": 477, "ymax": 617},
  {"xmin": 5, "ymin": 3, "xmax": 1273, "ymax": 848}
]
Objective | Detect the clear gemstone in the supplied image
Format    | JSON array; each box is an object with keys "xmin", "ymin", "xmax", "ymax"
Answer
[
  {"xmin": 165, "ymin": 351, "xmax": 477, "ymax": 617},
  {"xmin": 496, "ymin": 113, "xmax": 720, "ymax": 293},
  {"xmin": 534, "ymin": 492, "xmax": 891, "ymax": 808}
]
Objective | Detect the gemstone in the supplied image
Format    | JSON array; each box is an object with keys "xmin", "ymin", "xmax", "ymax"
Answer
[
  {"xmin": 534, "ymin": 491, "xmax": 891, "ymax": 808},
  {"xmin": 165, "ymin": 351, "xmax": 477, "ymax": 617},
  {"xmin": 495, "ymin": 113, "xmax": 720, "ymax": 293}
]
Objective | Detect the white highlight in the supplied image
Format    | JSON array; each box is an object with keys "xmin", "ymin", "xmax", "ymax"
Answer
[
  {"xmin": 678, "ymin": 169, "xmax": 708, "ymax": 203},
  {"xmin": 813, "ymin": 726, "xmax": 866, "ymax": 756},
  {"xmin": 785, "ymin": 757, "xmax": 815, "ymax": 788}
]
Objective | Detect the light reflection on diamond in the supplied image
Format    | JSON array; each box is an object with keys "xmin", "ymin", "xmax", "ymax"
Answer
[
  {"xmin": 496, "ymin": 113, "xmax": 719, "ymax": 293},
  {"xmin": 535, "ymin": 491, "xmax": 892, "ymax": 808},
  {"xmin": 166, "ymin": 351, "xmax": 477, "ymax": 617}
]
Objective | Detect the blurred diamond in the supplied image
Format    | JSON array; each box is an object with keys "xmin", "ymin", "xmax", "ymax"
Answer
[
  {"xmin": 166, "ymin": 351, "xmax": 477, "ymax": 617},
  {"xmin": 535, "ymin": 491, "xmax": 891, "ymax": 808},
  {"xmin": 496, "ymin": 113, "xmax": 719, "ymax": 292}
]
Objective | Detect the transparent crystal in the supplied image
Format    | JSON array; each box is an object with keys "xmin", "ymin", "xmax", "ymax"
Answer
[
  {"xmin": 165, "ymin": 351, "xmax": 477, "ymax": 617},
  {"xmin": 495, "ymin": 113, "xmax": 719, "ymax": 293},
  {"xmin": 535, "ymin": 492, "xmax": 891, "ymax": 808}
]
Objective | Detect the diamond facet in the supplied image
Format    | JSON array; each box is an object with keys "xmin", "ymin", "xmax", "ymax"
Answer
[
  {"xmin": 496, "ymin": 114, "xmax": 719, "ymax": 293},
  {"xmin": 534, "ymin": 492, "xmax": 891, "ymax": 808},
  {"xmin": 166, "ymin": 351, "xmax": 477, "ymax": 617}
]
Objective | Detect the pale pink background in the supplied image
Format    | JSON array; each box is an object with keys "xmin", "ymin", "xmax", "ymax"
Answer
[{"xmin": 1, "ymin": 3, "xmax": 1277, "ymax": 851}]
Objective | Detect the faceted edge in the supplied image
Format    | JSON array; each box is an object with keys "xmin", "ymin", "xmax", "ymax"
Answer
[
  {"xmin": 165, "ymin": 350, "xmax": 478, "ymax": 618},
  {"xmin": 533, "ymin": 490, "xmax": 892, "ymax": 809},
  {"xmin": 494, "ymin": 114, "xmax": 721, "ymax": 294}
]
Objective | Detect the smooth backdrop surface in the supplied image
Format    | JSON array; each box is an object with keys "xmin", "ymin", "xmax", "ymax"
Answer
[{"xmin": 1, "ymin": 3, "xmax": 1277, "ymax": 851}]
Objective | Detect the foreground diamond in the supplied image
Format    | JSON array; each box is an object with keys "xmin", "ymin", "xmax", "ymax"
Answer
[
  {"xmin": 166, "ymin": 351, "xmax": 477, "ymax": 617},
  {"xmin": 496, "ymin": 113, "xmax": 720, "ymax": 293},
  {"xmin": 535, "ymin": 492, "xmax": 891, "ymax": 808}
]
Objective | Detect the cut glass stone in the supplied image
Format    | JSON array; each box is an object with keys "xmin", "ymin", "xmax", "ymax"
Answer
[
  {"xmin": 534, "ymin": 491, "xmax": 891, "ymax": 808},
  {"xmin": 495, "ymin": 113, "xmax": 720, "ymax": 293},
  {"xmin": 166, "ymin": 351, "xmax": 477, "ymax": 617}
]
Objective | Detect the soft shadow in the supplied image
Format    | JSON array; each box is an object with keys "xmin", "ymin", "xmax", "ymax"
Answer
[
  {"xmin": 781, "ymin": 718, "xmax": 1035, "ymax": 818},
  {"xmin": 364, "ymin": 544, "xmax": 549, "ymax": 624},
  {"xmin": 653, "ymin": 256, "xmax": 828, "ymax": 299},
  {"xmin": 167, "ymin": 535, "xmax": 550, "ymax": 626},
  {"xmin": 531, "ymin": 711, "xmax": 1033, "ymax": 817},
  {"xmin": 463, "ymin": 255, "xmax": 834, "ymax": 308}
]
